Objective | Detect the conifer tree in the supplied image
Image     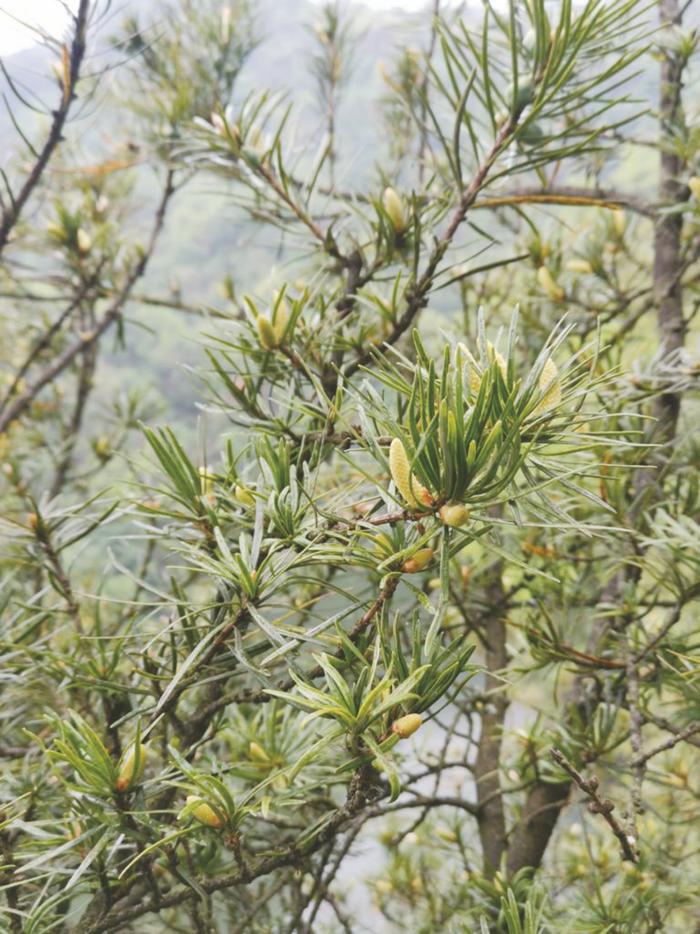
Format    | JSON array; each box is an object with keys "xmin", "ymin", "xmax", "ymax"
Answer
[{"xmin": 1, "ymin": 1, "xmax": 699, "ymax": 930}]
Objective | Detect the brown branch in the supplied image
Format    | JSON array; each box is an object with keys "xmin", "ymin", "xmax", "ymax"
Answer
[
  {"xmin": 645, "ymin": 714, "xmax": 700, "ymax": 751},
  {"xmin": 49, "ymin": 338, "xmax": 97, "ymax": 497},
  {"xmin": 0, "ymin": 0, "xmax": 90, "ymax": 254},
  {"xmin": 0, "ymin": 170, "xmax": 175, "ymax": 434},
  {"xmin": 550, "ymin": 749, "xmax": 638, "ymax": 863},
  {"xmin": 651, "ymin": 0, "xmax": 688, "ymax": 443},
  {"xmin": 343, "ymin": 115, "xmax": 518, "ymax": 384},
  {"xmin": 473, "ymin": 564, "xmax": 509, "ymax": 875},
  {"xmin": 0, "ymin": 276, "xmax": 98, "ymax": 411},
  {"xmin": 473, "ymin": 185, "xmax": 654, "ymax": 218},
  {"xmin": 77, "ymin": 765, "xmax": 379, "ymax": 933},
  {"xmin": 186, "ymin": 576, "xmax": 400, "ymax": 725}
]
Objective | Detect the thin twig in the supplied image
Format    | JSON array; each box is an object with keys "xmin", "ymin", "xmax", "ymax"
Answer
[{"xmin": 550, "ymin": 748, "xmax": 638, "ymax": 863}]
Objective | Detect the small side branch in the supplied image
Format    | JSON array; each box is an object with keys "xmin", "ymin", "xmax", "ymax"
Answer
[
  {"xmin": 631, "ymin": 722, "xmax": 700, "ymax": 768},
  {"xmin": 550, "ymin": 748, "xmax": 638, "ymax": 863}
]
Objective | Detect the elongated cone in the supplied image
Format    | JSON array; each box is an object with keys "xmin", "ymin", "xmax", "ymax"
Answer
[
  {"xmin": 249, "ymin": 741, "xmax": 270, "ymax": 763},
  {"xmin": 436, "ymin": 826, "xmax": 459, "ymax": 843},
  {"xmin": 487, "ymin": 342, "xmax": 508, "ymax": 379},
  {"xmin": 457, "ymin": 342, "xmax": 482, "ymax": 396},
  {"xmin": 439, "ymin": 503, "xmax": 470, "ymax": 528},
  {"xmin": 533, "ymin": 357, "xmax": 562, "ymax": 415},
  {"xmin": 611, "ymin": 207, "xmax": 626, "ymax": 237},
  {"xmin": 272, "ymin": 295, "xmax": 290, "ymax": 344},
  {"xmin": 566, "ymin": 259, "xmax": 593, "ymax": 274},
  {"xmin": 234, "ymin": 484, "xmax": 255, "ymax": 506},
  {"xmin": 389, "ymin": 438, "xmax": 432, "ymax": 508},
  {"xmin": 402, "ymin": 547, "xmax": 434, "ymax": 574},
  {"xmin": 185, "ymin": 795, "xmax": 224, "ymax": 828},
  {"xmin": 76, "ymin": 228, "xmax": 91, "ymax": 256},
  {"xmin": 257, "ymin": 315, "xmax": 277, "ymax": 351},
  {"xmin": 382, "ymin": 187, "xmax": 407, "ymax": 234},
  {"xmin": 391, "ymin": 713, "xmax": 422, "ymax": 739},
  {"xmin": 688, "ymin": 176, "xmax": 700, "ymax": 199},
  {"xmin": 115, "ymin": 743, "xmax": 146, "ymax": 793},
  {"xmin": 537, "ymin": 265, "xmax": 565, "ymax": 302}
]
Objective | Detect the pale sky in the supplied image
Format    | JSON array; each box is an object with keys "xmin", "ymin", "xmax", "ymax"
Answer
[
  {"xmin": 0, "ymin": 0, "xmax": 72, "ymax": 54},
  {"xmin": 0, "ymin": 0, "xmax": 438, "ymax": 55}
]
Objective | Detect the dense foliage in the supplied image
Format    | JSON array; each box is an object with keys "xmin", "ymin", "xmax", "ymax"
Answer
[{"xmin": 1, "ymin": 0, "xmax": 699, "ymax": 931}]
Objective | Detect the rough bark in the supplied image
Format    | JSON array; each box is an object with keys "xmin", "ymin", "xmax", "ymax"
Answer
[
  {"xmin": 651, "ymin": 0, "xmax": 687, "ymax": 441},
  {"xmin": 474, "ymin": 567, "xmax": 509, "ymax": 874},
  {"xmin": 506, "ymin": 780, "xmax": 571, "ymax": 877}
]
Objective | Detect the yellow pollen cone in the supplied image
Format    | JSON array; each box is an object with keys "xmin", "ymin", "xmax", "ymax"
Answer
[
  {"xmin": 382, "ymin": 187, "xmax": 407, "ymax": 234},
  {"xmin": 115, "ymin": 743, "xmax": 146, "ymax": 793},
  {"xmin": 234, "ymin": 485, "xmax": 255, "ymax": 506},
  {"xmin": 611, "ymin": 207, "xmax": 626, "ymax": 237},
  {"xmin": 487, "ymin": 341, "xmax": 507, "ymax": 379},
  {"xmin": 185, "ymin": 796, "xmax": 224, "ymax": 828},
  {"xmin": 389, "ymin": 438, "xmax": 432, "ymax": 508},
  {"xmin": 534, "ymin": 357, "xmax": 562, "ymax": 414},
  {"xmin": 537, "ymin": 265, "xmax": 565, "ymax": 302},
  {"xmin": 272, "ymin": 294, "xmax": 290, "ymax": 344},
  {"xmin": 457, "ymin": 342, "xmax": 482, "ymax": 396},
  {"xmin": 401, "ymin": 547, "xmax": 434, "ymax": 573},
  {"xmin": 566, "ymin": 259, "xmax": 593, "ymax": 274},
  {"xmin": 76, "ymin": 228, "xmax": 92, "ymax": 255},
  {"xmin": 257, "ymin": 315, "xmax": 278, "ymax": 350},
  {"xmin": 249, "ymin": 741, "xmax": 270, "ymax": 763}
]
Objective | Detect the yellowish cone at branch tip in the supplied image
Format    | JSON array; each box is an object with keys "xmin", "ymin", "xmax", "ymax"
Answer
[
  {"xmin": 566, "ymin": 259, "xmax": 593, "ymax": 274},
  {"xmin": 382, "ymin": 187, "xmax": 407, "ymax": 234},
  {"xmin": 689, "ymin": 176, "xmax": 700, "ymax": 199},
  {"xmin": 234, "ymin": 484, "xmax": 255, "ymax": 506},
  {"xmin": 76, "ymin": 228, "xmax": 92, "ymax": 255},
  {"xmin": 391, "ymin": 713, "xmax": 423, "ymax": 739},
  {"xmin": 439, "ymin": 503, "xmax": 470, "ymax": 527},
  {"xmin": 457, "ymin": 342, "xmax": 482, "ymax": 396},
  {"xmin": 115, "ymin": 743, "xmax": 146, "ymax": 793},
  {"xmin": 534, "ymin": 357, "xmax": 562, "ymax": 415},
  {"xmin": 249, "ymin": 741, "xmax": 269, "ymax": 762},
  {"xmin": 185, "ymin": 796, "xmax": 224, "ymax": 828},
  {"xmin": 389, "ymin": 438, "xmax": 432, "ymax": 508},
  {"xmin": 257, "ymin": 315, "xmax": 278, "ymax": 350},
  {"xmin": 612, "ymin": 207, "xmax": 626, "ymax": 237},
  {"xmin": 272, "ymin": 294, "xmax": 290, "ymax": 344},
  {"xmin": 402, "ymin": 547, "xmax": 434, "ymax": 574},
  {"xmin": 537, "ymin": 265, "xmax": 565, "ymax": 302},
  {"xmin": 487, "ymin": 341, "xmax": 507, "ymax": 379},
  {"xmin": 436, "ymin": 826, "xmax": 459, "ymax": 843},
  {"xmin": 94, "ymin": 436, "xmax": 110, "ymax": 459}
]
